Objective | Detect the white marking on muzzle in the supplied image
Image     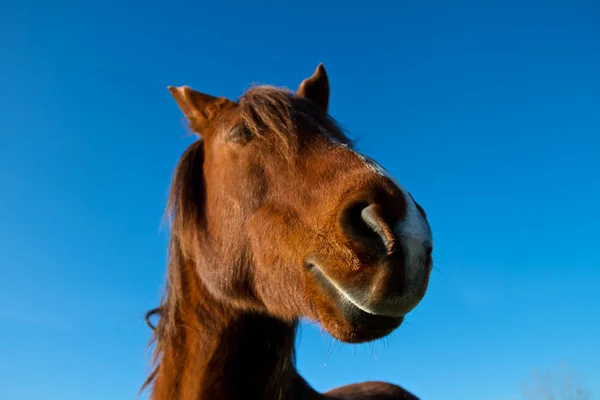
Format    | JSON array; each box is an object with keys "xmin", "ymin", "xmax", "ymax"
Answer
[
  {"xmin": 299, "ymin": 111, "xmax": 433, "ymax": 314},
  {"xmin": 361, "ymin": 156, "xmax": 432, "ymax": 241},
  {"xmin": 342, "ymin": 150, "xmax": 433, "ymax": 289}
]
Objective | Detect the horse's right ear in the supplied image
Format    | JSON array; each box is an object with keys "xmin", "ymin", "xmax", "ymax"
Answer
[
  {"xmin": 297, "ymin": 63, "xmax": 330, "ymax": 113},
  {"xmin": 168, "ymin": 86, "xmax": 236, "ymax": 136}
]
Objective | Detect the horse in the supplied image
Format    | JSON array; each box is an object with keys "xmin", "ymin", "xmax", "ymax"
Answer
[{"xmin": 142, "ymin": 64, "xmax": 433, "ymax": 400}]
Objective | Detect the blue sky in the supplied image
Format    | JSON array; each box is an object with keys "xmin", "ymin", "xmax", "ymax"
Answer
[{"xmin": 1, "ymin": 1, "xmax": 599, "ymax": 399}]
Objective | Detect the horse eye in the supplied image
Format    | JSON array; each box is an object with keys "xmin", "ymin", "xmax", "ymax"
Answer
[{"xmin": 227, "ymin": 125, "xmax": 253, "ymax": 144}]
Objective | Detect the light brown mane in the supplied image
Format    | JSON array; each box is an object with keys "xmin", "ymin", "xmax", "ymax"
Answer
[{"xmin": 237, "ymin": 85, "xmax": 351, "ymax": 159}]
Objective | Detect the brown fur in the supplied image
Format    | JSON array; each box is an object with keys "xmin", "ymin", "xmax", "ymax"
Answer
[{"xmin": 142, "ymin": 64, "xmax": 430, "ymax": 399}]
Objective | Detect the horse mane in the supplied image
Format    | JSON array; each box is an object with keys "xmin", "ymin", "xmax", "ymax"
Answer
[
  {"xmin": 237, "ymin": 85, "xmax": 350, "ymax": 148},
  {"xmin": 137, "ymin": 125, "xmax": 206, "ymax": 390},
  {"xmin": 236, "ymin": 86, "xmax": 351, "ymax": 162},
  {"xmin": 141, "ymin": 85, "xmax": 350, "ymax": 395}
]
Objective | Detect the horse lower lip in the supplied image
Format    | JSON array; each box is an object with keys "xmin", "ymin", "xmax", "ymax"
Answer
[{"xmin": 342, "ymin": 302, "xmax": 404, "ymax": 333}]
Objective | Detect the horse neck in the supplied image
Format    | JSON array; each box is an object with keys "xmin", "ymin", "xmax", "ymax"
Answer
[{"xmin": 151, "ymin": 265, "xmax": 321, "ymax": 400}]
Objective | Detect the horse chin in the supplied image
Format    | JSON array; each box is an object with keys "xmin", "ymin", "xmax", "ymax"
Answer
[
  {"xmin": 322, "ymin": 311, "xmax": 404, "ymax": 344},
  {"xmin": 305, "ymin": 263, "xmax": 405, "ymax": 344}
]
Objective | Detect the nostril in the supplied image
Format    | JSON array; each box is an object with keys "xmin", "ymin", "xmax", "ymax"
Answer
[
  {"xmin": 340, "ymin": 201, "xmax": 394, "ymax": 256},
  {"xmin": 360, "ymin": 205, "xmax": 394, "ymax": 251}
]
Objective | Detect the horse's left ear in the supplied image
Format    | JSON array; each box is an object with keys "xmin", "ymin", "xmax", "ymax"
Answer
[
  {"xmin": 297, "ymin": 63, "xmax": 330, "ymax": 113},
  {"xmin": 168, "ymin": 86, "xmax": 235, "ymax": 136}
]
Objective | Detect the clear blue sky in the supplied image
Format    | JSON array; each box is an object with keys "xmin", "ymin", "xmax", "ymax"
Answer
[{"xmin": 1, "ymin": 1, "xmax": 599, "ymax": 399}]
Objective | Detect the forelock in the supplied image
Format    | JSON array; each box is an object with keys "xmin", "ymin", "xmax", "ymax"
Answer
[{"xmin": 236, "ymin": 85, "xmax": 351, "ymax": 157}]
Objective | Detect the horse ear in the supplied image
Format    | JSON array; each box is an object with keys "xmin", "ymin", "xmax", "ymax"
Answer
[
  {"xmin": 168, "ymin": 86, "xmax": 235, "ymax": 136},
  {"xmin": 297, "ymin": 63, "xmax": 330, "ymax": 113}
]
